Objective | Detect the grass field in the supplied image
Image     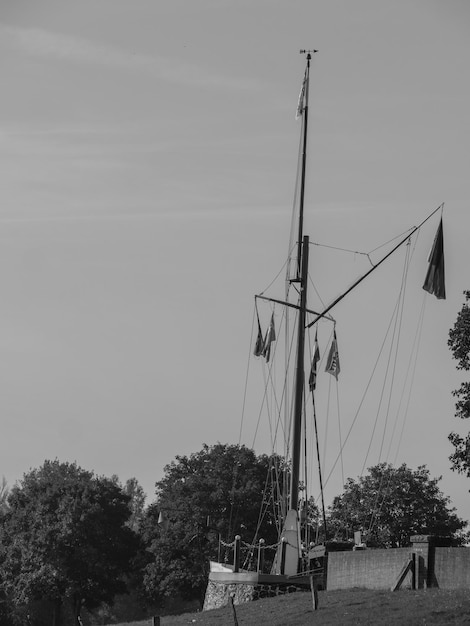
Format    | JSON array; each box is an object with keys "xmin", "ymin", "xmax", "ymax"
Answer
[{"xmin": 113, "ymin": 587, "xmax": 470, "ymax": 626}]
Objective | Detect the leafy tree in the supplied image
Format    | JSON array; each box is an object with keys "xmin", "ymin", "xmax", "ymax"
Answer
[
  {"xmin": 448, "ymin": 290, "xmax": 470, "ymax": 476},
  {"xmin": 88, "ymin": 476, "xmax": 153, "ymax": 624},
  {"xmin": 142, "ymin": 443, "xmax": 283, "ymax": 606},
  {"xmin": 327, "ymin": 463, "xmax": 467, "ymax": 548},
  {"xmin": 0, "ymin": 460, "xmax": 138, "ymax": 626},
  {"xmin": 123, "ymin": 477, "xmax": 147, "ymax": 533},
  {"xmin": 0, "ymin": 476, "xmax": 9, "ymax": 517}
]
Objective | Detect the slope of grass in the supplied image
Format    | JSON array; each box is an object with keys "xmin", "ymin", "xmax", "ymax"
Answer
[{"xmin": 113, "ymin": 587, "xmax": 470, "ymax": 626}]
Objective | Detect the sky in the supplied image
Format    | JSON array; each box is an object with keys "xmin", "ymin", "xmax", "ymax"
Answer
[{"xmin": 1, "ymin": 0, "xmax": 469, "ymax": 525}]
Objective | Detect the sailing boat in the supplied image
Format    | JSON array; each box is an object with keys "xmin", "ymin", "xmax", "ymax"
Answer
[{"xmin": 205, "ymin": 50, "xmax": 445, "ymax": 606}]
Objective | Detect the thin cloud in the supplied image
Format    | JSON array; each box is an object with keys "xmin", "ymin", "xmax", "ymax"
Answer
[{"xmin": 0, "ymin": 22, "xmax": 261, "ymax": 93}]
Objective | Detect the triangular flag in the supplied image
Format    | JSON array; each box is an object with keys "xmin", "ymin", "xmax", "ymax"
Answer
[
  {"xmin": 262, "ymin": 313, "xmax": 276, "ymax": 362},
  {"xmin": 253, "ymin": 316, "xmax": 265, "ymax": 357},
  {"xmin": 309, "ymin": 331, "xmax": 320, "ymax": 391},
  {"xmin": 158, "ymin": 510, "xmax": 169, "ymax": 531},
  {"xmin": 295, "ymin": 70, "xmax": 307, "ymax": 120},
  {"xmin": 423, "ymin": 218, "xmax": 446, "ymax": 300},
  {"xmin": 325, "ymin": 331, "xmax": 340, "ymax": 379}
]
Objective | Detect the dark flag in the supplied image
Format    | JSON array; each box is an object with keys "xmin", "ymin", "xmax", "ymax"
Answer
[
  {"xmin": 253, "ymin": 316, "xmax": 264, "ymax": 357},
  {"xmin": 325, "ymin": 331, "xmax": 340, "ymax": 379},
  {"xmin": 295, "ymin": 69, "xmax": 307, "ymax": 120},
  {"xmin": 423, "ymin": 218, "xmax": 446, "ymax": 299},
  {"xmin": 309, "ymin": 331, "xmax": 320, "ymax": 391},
  {"xmin": 262, "ymin": 313, "xmax": 276, "ymax": 362}
]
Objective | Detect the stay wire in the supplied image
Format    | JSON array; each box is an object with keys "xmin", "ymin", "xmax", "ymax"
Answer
[
  {"xmin": 377, "ymin": 240, "xmax": 412, "ymax": 464},
  {"xmin": 390, "ymin": 295, "xmax": 427, "ymax": 465}
]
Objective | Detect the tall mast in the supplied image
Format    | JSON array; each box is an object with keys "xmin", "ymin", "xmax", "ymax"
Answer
[{"xmin": 290, "ymin": 50, "xmax": 316, "ymax": 512}]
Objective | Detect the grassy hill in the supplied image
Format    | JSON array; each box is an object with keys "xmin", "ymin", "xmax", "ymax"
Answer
[{"xmin": 114, "ymin": 587, "xmax": 470, "ymax": 626}]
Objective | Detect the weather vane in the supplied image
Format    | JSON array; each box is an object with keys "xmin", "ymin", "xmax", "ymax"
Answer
[{"xmin": 300, "ymin": 49, "xmax": 318, "ymax": 59}]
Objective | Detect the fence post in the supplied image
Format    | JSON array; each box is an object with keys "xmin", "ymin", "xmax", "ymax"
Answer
[
  {"xmin": 152, "ymin": 617, "xmax": 160, "ymax": 626},
  {"xmin": 229, "ymin": 593, "xmax": 239, "ymax": 626},
  {"xmin": 233, "ymin": 535, "xmax": 241, "ymax": 573},
  {"xmin": 257, "ymin": 538, "xmax": 265, "ymax": 573},
  {"xmin": 310, "ymin": 575, "xmax": 319, "ymax": 610}
]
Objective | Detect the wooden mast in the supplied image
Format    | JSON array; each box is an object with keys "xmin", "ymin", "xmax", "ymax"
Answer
[
  {"xmin": 290, "ymin": 50, "xmax": 315, "ymax": 515},
  {"xmin": 271, "ymin": 51, "xmax": 317, "ymax": 577}
]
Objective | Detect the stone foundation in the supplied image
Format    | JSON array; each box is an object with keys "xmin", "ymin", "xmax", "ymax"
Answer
[{"xmin": 203, "ymin": 580, "xmax": 308, "ymax": 611}]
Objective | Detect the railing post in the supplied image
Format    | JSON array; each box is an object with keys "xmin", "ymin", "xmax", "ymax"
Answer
[
  {"xmin": 233, "ymin": 535, "xmax": 241, "ymax": 573},
  {"xmin": 280, "ymin": 537, "xmax": 287, "ymax": 575},
  {"xmin": 257, "ymin": 538, "xmax": 265, "ymax": 573}
]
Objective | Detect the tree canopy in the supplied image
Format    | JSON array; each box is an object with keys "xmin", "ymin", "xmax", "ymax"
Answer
[
  {"xmin": 142, "ymin": 443, "xmax": 283, "ymax": 605},
  {"xmin": 0, "ymin": 460, "xmax": 138, "ymax": 626},
  {"xmin": 0, "ymin": 476, "xmax": 8, "ymax": 517},
  {"xmin": 448, "ymin": 290, "xmax": 470, "ymax": 476},
  {"xmin": 327, "ymin": 463, "xmax": 467, "ymax": 548}
]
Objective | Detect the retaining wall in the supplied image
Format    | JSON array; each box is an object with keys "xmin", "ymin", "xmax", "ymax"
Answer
[
  {"xmin": 203, "ymin": 580, "xmax": 308, "ymax": 611},
  {"xmin": 327, "ymin": 547, "xmax": 412, "ymax": 590},
  {"xmin": 434, "ymin": 547, "xmax": 470, "ymax": 589},
  {"xmin": 327, "ymin": 537, "xmax": 470, "ymax": 591}
]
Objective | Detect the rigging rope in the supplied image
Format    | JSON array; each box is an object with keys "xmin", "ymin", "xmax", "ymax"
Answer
[
  {"xmin": 390, "ymin": 295, "xmax": 427, "ymax": 465},
  {"xmin": 365, "ymin": 295, "xmax": 428, "ymax": 542},
  {"xmin": 238, "ymin": 306, "xmax": 258, "ymax": 445},
  {"xmin": 377, "ymin": 241, "xmax": 412, "ymax": 463},
  {"xmin": 359, "ymin": 242, "xmax": 411, "ymax": 476}
]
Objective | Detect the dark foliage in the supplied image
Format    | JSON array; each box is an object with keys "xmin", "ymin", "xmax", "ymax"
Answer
[
  {"xmin": 327, "ymin": 463, "xmax": 467, "ymax": 548},
  {"xmin": 448, "ymin": 290, "xmax": 470, "ymax": 476},
  {"xmin": 0, "ymin": 460, "xmax": 139, "ymax": 625}
]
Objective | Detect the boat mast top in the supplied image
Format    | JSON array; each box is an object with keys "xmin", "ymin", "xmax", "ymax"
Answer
[{"xmin": 295, "ymin": 49, "xmax": 317, "ymax": 279}]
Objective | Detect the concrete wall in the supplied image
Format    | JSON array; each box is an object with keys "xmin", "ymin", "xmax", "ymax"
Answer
[
  {"xmin": 327, "ymin": 548, "xmax": 413, "ymax": 591},
  {"xmin": 327, "ymin": 542, "xmax": 470, "ymax": 591},
  {"xmin": 434, "ymin": 548, "xmax": 470, "ymax": 589}
]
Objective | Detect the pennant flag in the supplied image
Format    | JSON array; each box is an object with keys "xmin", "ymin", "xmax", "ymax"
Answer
[
  {"xmin": 158, "ymin": 510, "xmax": 169, "ymax": 531},
  {"xmin": 253, "ymin": 316, "xmax": 265, "ymax": 357},
  {"xmin": 325, "ymin": 331, "xmax": 340, "ymax": 379},
  {"xmin": 295, "ymin": 70, "xmax": 307, "ymax": 120},
  {"xmin": 262, "ymin": 313, "xmax": 276, "ymax": 362},
  {"xmin": 423, "ymin": 218, "xmax": 446, "ymax": 300},
  {"xmin": 309, "ymin": 331, "xmax": 320, "ymax": 392}
]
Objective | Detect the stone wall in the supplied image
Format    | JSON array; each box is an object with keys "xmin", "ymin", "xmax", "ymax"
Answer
[
  {"xmin": 203, "ymin": 581, "xmax": 256, "ymax": 611},
  {"xmin": 203, "ymin": 580, "xmax": 308, "ymax": 611}
]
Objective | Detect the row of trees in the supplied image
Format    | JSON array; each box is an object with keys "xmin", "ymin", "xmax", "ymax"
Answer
[{"xmin": 0, "ymin": 447, "xmax": 467, "ymax": 625}]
